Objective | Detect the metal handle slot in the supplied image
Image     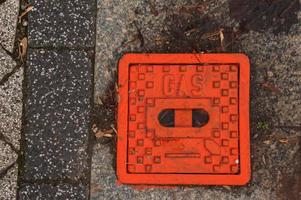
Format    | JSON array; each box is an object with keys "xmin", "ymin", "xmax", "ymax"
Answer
[{"xmin": 158, "ymin": 108, "xmax": 209, "ymax": 128}]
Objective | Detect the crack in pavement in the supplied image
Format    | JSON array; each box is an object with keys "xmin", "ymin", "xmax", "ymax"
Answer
[
  {"xmin": 0, "ymin": 131, "xmax": 20, "ymax": 153},
  {"xmin": 0, "ymin": 43, "xmax": 24, "ymax": 86},
  {"xmin": 0, "ymin": 63, "xmax": 24, "ymax": 86},
  {"xmin": 0, "ymin": 161, "xmax": 16, "ymax": 179},
  {"xmin": 0, "ymin": 42, "xmax": 18, "ymax": 62}
]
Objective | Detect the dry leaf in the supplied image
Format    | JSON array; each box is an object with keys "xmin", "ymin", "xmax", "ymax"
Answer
[
  {"xmin": 19, "ymin": 37, "xmax": 28, "ymax": 61},
  {"xmin": 223, "ymin": 185, "xmax": 231, "ymax": 191},
  {"xmin": 111, "ymin": 125, "xmax": 117, "ymax": 134},
  {"xmin": 184, "ymin": 28, "xmax": 198, "ymax": 36},
  {"xmin": 262, "ymin": 155, "xmax": 266, "ymax": 165},
  {"xmin": 263, "ymin": 140, "xmax": 271, "ymax": 145},
  {"xmin": 95, "ymin": 130, "xmax": 104, "ymax": 138},
  {"xmin": 115, "ymin": 83, "xmax": 119, "ymax": 92},
  {"xmin": 104, "ymin": 133, "xmax": 113, "ymax": 138},
  {"xmin": 219, "ymin": 28, "xmax": 225, "ymax": 50},
  {"xmin": 103, "ymin": 129, "xmax": 114, "ymax": 135},
  {"xmin": 279, "ymin": 139, "xmax": 289, "ymax": 144},
  {"xmin": 95, "ymin": 129, "xmax": 114, "ymax": 138}
]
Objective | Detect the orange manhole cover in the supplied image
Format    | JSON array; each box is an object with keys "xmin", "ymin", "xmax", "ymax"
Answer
[{"xmin": 117, "ymin": 54, "xmax": 250, "ymax": 185}]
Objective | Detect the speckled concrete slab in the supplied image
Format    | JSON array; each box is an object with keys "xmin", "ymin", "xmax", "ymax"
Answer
[
  {"xmin": 0, "ymin": 67, "xmax": 23, "ymax": 149},
  {"xmin": 28, "ymin": 0, "xmax": 96, "ymax": 48},
  {"xmin": 18, "ymin": 182, "xmax": 89, "ymax": 199},
  {"xmin": 21, "ymin": 49, "xmax": 92, "ymax": 181},
  {"xmin": 0, "ymin": 45, "xmax": 20, "ymax": 200},
  {"xmin": 0, "ymin": 1, "xmax": 21, "ymax": 200},
  {"xmin": 0, "ymin": 141, "xmax": 17, "ymax": 171},
  {"xmin": 0, "ymin": 0, "xmax": 19, "ymax": 52},
  {"xmin": 0, "ymin": 47, "xmax": 16, "ymax": 81},
  {"xmin": 0, "ymin": 164, "xmax": 18, "ymax": 200}
]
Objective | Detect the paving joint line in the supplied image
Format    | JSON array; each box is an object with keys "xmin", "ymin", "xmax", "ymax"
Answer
[
  {"xmin": 0, "ymin": 29, "xmax": 25, "ymax": 86},
  {"xmin": 0, "ymin": 132, "xmax": 20, "ymax": 153},
  {"xmin": 16, "ymin": 61, "xmax": 29, "ymax": 199},
  {"xmin": 0, "ymin": 161, "xmax": 16, "ymax": 179},
  {"xmin": 85, "ymin": 2, "xmax": 99, "ymax": 197},
  {"xmin": 0, "ymin": 43, "xmax": 18, "ymax": 61},
  {"xmin": 18, "ymin": 176, "xmax": 90, "ymax": 186},
  {"xmin": 28, "ymin": 46, "xmax": 95, "ymax": 51},
  {"xmin": 0, "ymin": 63, "xmax": 24, "ymax": 86}
]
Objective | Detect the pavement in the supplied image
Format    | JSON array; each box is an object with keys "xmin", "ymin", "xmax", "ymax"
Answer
[
  {"xmin": 0, "ymin": 0, "xmax": 21, "ymax": 200},
  {"xmin": 17, "ymin": 0, "xmax": 96, "ymax": 199},
  {"xmin": 0, "ymin": 0, "xmax": 300, "ymax": 199},
  {"xmin": 1, "ymin": 0, "xmax": 96, "ymax": 199},
  {"xmin": 91, "ymin": 0, "xmax": 300, "ymax": 199}
]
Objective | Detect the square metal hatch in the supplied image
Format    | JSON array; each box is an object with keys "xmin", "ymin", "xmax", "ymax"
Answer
[{"xmin": 117, "ymin": 54, "xmax": 250, "ymax": 185}]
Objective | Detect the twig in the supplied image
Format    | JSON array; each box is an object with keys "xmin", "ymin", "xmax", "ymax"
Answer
[
  {"xmin": 219, "ymin": 28, "xmax": 225, "ymax": 51},
  {"xmin": 0, "ymin": 161, "xmax": 16, "ymax": 179},
  {"xmin": 18, "ymin": 5, "xmax": 33, "ymax": 23},
  {"xmin": 279, "ymin": 0, "xmax": 297, "ymax": 18},
  {"xmin": 111, "ymin": 124, "xmax": 117, "ymax": 134},
  {"xmin": 134, "ymin": 21, "xmax": 144, "ymax": 48},
  {"xmin": 261, "ymin": 82, "xmax": 281, "ymax": 94}
]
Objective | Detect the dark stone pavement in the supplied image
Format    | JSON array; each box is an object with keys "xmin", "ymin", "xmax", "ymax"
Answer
[
  {"xmin": 18, "ymin": 183, "xmax": 88, "ymax": 199},
  {"xmin": 22, "ymin": 49, "xmax": 92, "ymax": 181},
  {"xmin": 27, "ymin": 0, "xmax": 96, "ymax": 48},
  {"xmin": 17, "ymin": 0, "xmax": 96, "ymax": 199}
]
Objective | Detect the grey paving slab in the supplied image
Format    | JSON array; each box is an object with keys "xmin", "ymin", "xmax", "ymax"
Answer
[
  {"xmin": 18, "ymin": 182, "xmax": 89, "ymax": 200},
  {"xmin": 0, "ymin": 55, "xmax": 22, "ymax": 200},
  {"xmin": 28, "ymin": 0, "xmax": 96, "ymax": 48},
  {"xmin": 92, "ymin": 0, "xmax": 301, "ymax": 199},
  {"xmin": 22, "ymin": 49, "xmax": 93, "ymax": 181},
  {"xmin": 0, "ymin": 140, "xmax": 17, "ymax": 171},
  {"xmin": 0, "ymin": 48, "xmax": 16, "ymax": 81},
  {"xmin": 94, "ymin": 0, "xmax": 235, "ymax": 102},
  {"xmin": 240, "ymin": 29, "xmax": 301, "ymax": 127},
  {"xmin": 0, "ymin": 0, "xmax": 19, "ymax": 52},
  {"xmin": 0, "ymin": 164, "xmax": 18, "ymax": 200},
  {"xmin": 0, "ymin": 1, "xmax": 20, "ymax": 200},
  {"xmin": 0, "ymin": 67, "xmax": 23, "ymax": 148},
  {"xmin": 89, "ymin": 143, "xmax": 114, "ymax": 175}
]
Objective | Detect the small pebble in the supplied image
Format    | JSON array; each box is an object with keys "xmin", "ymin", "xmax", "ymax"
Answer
[
  {"xmin": 267, "ymin": 71, "xmax": 274, "ymax": 78},
  {"xmin": 22, "ymin": 20, "xmax": 28, "ymax": 27}
]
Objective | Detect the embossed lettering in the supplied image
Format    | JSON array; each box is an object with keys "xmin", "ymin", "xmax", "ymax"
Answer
[
  {"xmin": 191, "ymin": 74, "xmax": 203, "ymax": 96},
  {"xmin": 163, "ymin": 75, "xmax": 175, "ymax": 96}
]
